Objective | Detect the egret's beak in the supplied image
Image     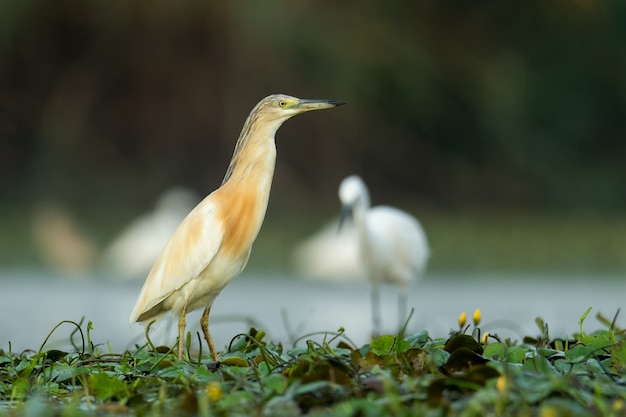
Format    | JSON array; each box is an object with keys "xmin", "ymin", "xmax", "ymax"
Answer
[
  {"xmin": 338, "ymin": 204, "xmax": 353, "ymax": 233},
  {"xmin": 296, "ymin": 99, "xmax": 347, "ymax": 112}
]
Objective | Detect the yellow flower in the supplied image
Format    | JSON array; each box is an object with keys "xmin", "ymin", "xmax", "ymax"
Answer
[
  {"xmin": 496, "ymin": 375, "xmax": 507, "ymax": 393},
  {"xmin": 473, "ymin": 309, "xmax": 481, "ymax": 326},
  {"xmin": 539, "ymin": 405, "xmax": 558, "ymax": 417},
  {"xmin": 614, "ymin": 399, "xmax": 624, "ymax": 412},
  {"xmin": 205, "ymin": 382, "xmax": 222, "ymax": 402},
  {"xmin": 458, "ymin": 312, "xmax": 467, "ymax": 328},
  {"xmin": 481, "ymin": 331, "xmax": 490, "ymax": 344}
]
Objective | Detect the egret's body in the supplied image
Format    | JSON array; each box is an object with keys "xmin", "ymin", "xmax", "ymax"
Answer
[
  {"xmin": 31, "ymin": 202, "xmax": 97, "ymax": 277},
  {"xmin": 338, "ymin": 175, "xmax": 429, "ymax": 336},
  {"xmin": 292, "ymin": 218, "xmax": 361, "ymax": 281},
  {"xmin": 101, "ymin": 187, "xmax": 198, "ymax": 279},
  {"xmin": 129, "ymin": 94, "xmax": 344, "ymax": 360}
]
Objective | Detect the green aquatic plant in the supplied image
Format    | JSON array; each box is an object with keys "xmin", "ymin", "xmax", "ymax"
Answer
[{"xmin": 0, "ymin": 308, "xmax": 624, "ymax": 416}]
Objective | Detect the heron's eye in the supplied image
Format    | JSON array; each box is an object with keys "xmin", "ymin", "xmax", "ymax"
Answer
[{"xmin": 279, "ymin": 100, "xmax": 287, "ymax": 108}]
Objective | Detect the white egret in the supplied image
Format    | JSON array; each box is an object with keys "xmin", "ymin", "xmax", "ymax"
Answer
[
  {"xmin": 101, "ymin": 187, "xmax": 199, "ymax": 279},
  {"xmin": 31, "ymin": 202, "xmax": 97, "ymax": 278},
  {"xmin": 292, "ymin": 218, "xmax": 361, "ymax": 282},
  {"xmin": 338, "ymin": 175, "xmax": 429, "ymax": 336}
]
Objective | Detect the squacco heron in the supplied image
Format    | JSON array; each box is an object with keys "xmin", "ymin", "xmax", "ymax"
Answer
[
  {"xmin": 129, "ymin": 94, "xmax": 345, "ymax": 360},
  {"xmin": 338, "ymin": 175, "xmax": 429, "ymax": 336}
]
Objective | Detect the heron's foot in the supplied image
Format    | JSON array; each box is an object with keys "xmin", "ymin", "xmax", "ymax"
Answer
[{"xmin": 205, "ymin": 360, "xmax": 221, "ymax": 372}]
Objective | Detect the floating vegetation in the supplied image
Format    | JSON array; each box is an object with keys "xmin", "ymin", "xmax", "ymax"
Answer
[{"xmin": 0, "ymin": 309, "xmax": 625, "ymax": 416}]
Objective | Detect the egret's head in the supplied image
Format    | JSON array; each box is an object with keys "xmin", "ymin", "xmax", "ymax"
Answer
[
  {"xmin": 338, "ymin": 175, "xmax": 370, "ymax": 231},
  {"xmin": 339, "ymin": 175, "xmax": 368, "ymax": 206}
]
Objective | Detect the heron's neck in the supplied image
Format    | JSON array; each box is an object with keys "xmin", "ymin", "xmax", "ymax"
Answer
[
  {"xmin": 215, "ymin": 131, "xmax": 278, "ymax": 260},
  {"xmin": 224, "ymin": 135, "xmax": 277, "ymax": 191},
  {"xmin": 222, "ymin": 114, "xmax": 281, "ymax": 184}
]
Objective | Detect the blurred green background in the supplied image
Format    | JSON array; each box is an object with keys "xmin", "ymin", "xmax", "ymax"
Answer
[{"xmin": 1, "ymin": 0, "xmax": 625, "ymax": 276}]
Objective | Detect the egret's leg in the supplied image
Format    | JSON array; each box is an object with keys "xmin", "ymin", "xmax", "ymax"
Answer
[
  {"xmin": 398, "ymin": 290, "xmax": 407, "ymax": 332},
  {"xmin": 177, "ymin": 304, "xmax": 188, "ymax": 360},
  {"xmin": 371, "ymin": 284, "xmax": 381, "ymax": 338},
  {"xmin": 201, "ymin": 306, "xmax": 218, "ymax": 361}
]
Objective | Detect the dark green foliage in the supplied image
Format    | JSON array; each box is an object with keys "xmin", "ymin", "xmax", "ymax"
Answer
[{"xmin": 1, "ymin": 1, "xmax": 625, "ymax": 213}]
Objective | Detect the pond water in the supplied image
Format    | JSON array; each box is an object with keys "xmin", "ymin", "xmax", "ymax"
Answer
[{"xmin": 0, "ymin": 269, "xmax": 624, "ymax": 353}]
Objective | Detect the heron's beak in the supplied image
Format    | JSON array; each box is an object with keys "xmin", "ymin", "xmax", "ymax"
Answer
[
  {"xmin": 296, "ymin": 99, "xmax": 347, "ymax": 111},
  {"xmin": 338, "ymin": 204, "xmax": 353, "ymax": 233}
]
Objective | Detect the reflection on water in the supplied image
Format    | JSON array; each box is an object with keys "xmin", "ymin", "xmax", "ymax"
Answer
[{"xmin": 1, "ymin": 268, "xmax": 624, "ymax": 353}]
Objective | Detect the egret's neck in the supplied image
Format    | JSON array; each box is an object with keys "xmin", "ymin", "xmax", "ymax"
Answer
[
  {"xmin": 354, "ymin": 188, "xmax": 371, "ymax": 222},
  {"xmin": 351, "ymin": 189, "xmax": 371, "ymax": 239},
  {"xmin": 351, "ymin": 202, "xmax": 368, "ymax": 233}
]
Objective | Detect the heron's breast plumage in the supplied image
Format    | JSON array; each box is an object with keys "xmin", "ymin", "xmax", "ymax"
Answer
[{"xmin": 215, "ymin": 181, "xmax": 268, "ymax": 262}]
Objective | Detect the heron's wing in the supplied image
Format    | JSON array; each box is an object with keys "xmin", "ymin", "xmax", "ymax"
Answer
[{"xmin": 129, "ymin": 195, "xmax": 223, "ymax": 323}]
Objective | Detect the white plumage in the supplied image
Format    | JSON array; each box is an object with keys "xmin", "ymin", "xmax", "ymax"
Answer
[
  {"xmin": 292, "ymin": 218, "xmax": 361, "ymax": 281},
  {"xmin": 101, "ymin": 187, "xmax": 199, "ymax": 279},
  {"xmin": 338, "ymin": 175, "xmax": 429, "ymax": 335}
]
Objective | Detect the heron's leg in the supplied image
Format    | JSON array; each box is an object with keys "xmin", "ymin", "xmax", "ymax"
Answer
[
  {"xmin": 201, "ymin": 306, "xmax": 218, "ymax": 361},
  {"xmin": 145, "ymin": 320, "xmax": 157, "ymax": 351},
  {"xmin": 371, "ymin": 283, "xmax": 381, "ymax": 338},
  {"xmin": 178, "ymin": 303, "xmax": 188, "ymax": 360}
]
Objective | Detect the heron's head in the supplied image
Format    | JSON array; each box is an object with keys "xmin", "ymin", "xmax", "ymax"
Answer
[
  {"xmin": 253, "ymin": 94, "xmax": 346, "ymax": 125},
  {"xmin": 338, "ymin": 175, "xmax": 370, "ymax": 231}
]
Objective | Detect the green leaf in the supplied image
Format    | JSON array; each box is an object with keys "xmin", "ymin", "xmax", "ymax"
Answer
[
  {"xmin": 10, "ymin": 377, "xmax": 29, "ymax": 401},
  {"xmin": 370, "ymin": 335, "xmax": 410, "ymax": 356},
  {"xmin": 42, "ymin": 349, "xmax": 68, "ymax": 362},
  {"xmin": 262, "ymin": 373, "xmax": 288, "ymax": 395},
  {"xmin": 565, "ymin": 344, "xmax": 594, "ymax": 363},
  {"xmin": 444, "ymin": 348, "xmax": 487, "ymax": 373},
  {"xmin": 578, "ymin": 333, "xmax": 612, "ymax": 351},
  {"xmin": 221, "ymin": 356, "xmax": 249, "ymax": 367},
  {"xmin": 47, "ymin": 364, "xmax": 76, "ymax": 383},
  {"xmin": 578, "ymin": 307, "xmax": 593, "ymax": 338},
  {"xmin": 505, "ymin": 346, "xmax": 527, "ymax": 363},
  {"xmin": 522, "ymin": 354, "xmax": 560, "ymax": 376},
  {"xmin": 483, "ymin": 343, "xmax": 506, "ymax": 360},
  {"xmin": 217, "ymin": 390, "xmax": 255, "ymax": 410},
  {"xmin": 293, "ymin": 380, "xmax": 342, "ymax": 396},
  {"xmin": 405, "ymin": 330, "xmax": 429, "ymax": 347},
  {"xmin": 444, "ymin": 334, "xmax": 483, "ymax": 355},
  {"xmin": 88, "ymin": 372, "xmax": 127, "ymax": 401},
  {"xmin": 429, "ymin": 349, "xmax": 449, "ymax": 367},
  {"xmin": 537, "ymin": 348, "xmax": 562, "ymax": 358},
  {"xmin": 263, "ymin": 395, "xmax": 301, "ymax": 417},
  {"xmin": 611, "ymin": 340, "xmax": 626, "ymax": 373}
]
